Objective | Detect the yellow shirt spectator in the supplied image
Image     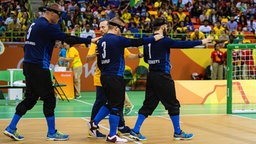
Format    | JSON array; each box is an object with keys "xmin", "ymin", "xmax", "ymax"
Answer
[
  {"xmin": 66, "ymin": 46, "xmax": 82, "ymax": 69},
  {"xmin": 213, "ymin": 26, "xmax": 225, "ymax": 36},
  {"xmin": 88, "ymin": 43, "xmax": 132, "ymax": 86},
  {"xmin": 121, "ymin": 11, "xmax": 131, "ymax": 24},
  {"xmin": 177, "ymin": 12, "xmax": 186, "ymax": 22},
  {"xmin": 190, "ymin": 30, "xmax": 205, "ymax": 40}
]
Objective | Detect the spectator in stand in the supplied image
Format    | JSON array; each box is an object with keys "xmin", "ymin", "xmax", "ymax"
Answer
[
  {"xmin": 238, "ymin": 14, "xmax": 247, "ymax": 30},
  {"xmin": 209, "ymin": 9, "xmax": 218, "ymax": 25},
  {"xmin": 107, "ymin": 5, "xmax": 117, "ymax": 19},
  {"xmin": 129, "ymin": 22, "xmax": 140, "ymax": 38},
  {"xmin": 199, "ymin": 9, "xmax": 208, "ymax": 24},
  {"xmin": 175, "ymin": 21, "xmax": 188, "ymax": 40},
  {"xmin": 226, "ymin": 16, "xmax": 238, "ymax": 32},
  {"xmin": 177, "ymin": 7, "xmax": 187, "ymax": 22},
  {"xmin": 0, "ymin": 21, "xmax": 6, "ymax": 37},
  {"xmin": 211, "ymin": 43, "xmax": 224, "ymax": 80},
  {"xmin": 184, "ymin": 15, "xmax": 194, "ymax": 32},
  {"xmin": 5, "ymin": 11, "xmax": 19, "ymax": 25},
  {"xmin": 154, "ymin": 0, "xmax": 162, "ymax": 9},
  {"xmin": 191, "ymin": 1, "xmax": 203, "ymax": 18},
  {"xmin": 199, "ymin": 19, "xmax": 212, "ymax": 36},
  {"xmin": 247, "ymin": 15, "xmax": 256, "ymax": 33},
  {"xmin": 121, "ymin": 9, "xmax": 131, "ymax": 24},
  {"xmin": 71, "ymin": 24, "xmax": 80, "ymax": 36},
  {"xmin": 19, "ymin": 11, "xmax": 30, "ymax": 32},
  {"xmin": 190, "ymin": 29, "xmax": 205, "ymax": 41},
  {"xmin": 213, "ymin": 21, "xmax": 225, "ymax": 37},
  {"xmin": 80, "ymin": 23, "xmax": 96, "ymax": 39},
  {"xmin": 7, "ymin": 16, "xmax": 21, "ymax": 42},
  {"xmin": 133, "ymin": 13, "xmax": 141, "ymax": 25}
]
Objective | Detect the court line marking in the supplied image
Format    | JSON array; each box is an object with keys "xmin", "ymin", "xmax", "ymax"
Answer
[
  {"xmin": 74, "ymin": 99, "xmax": 93, "ymax": 106},
  {"xmin": 81, "ymin": 118, "xmax": 142, "ymax": 144}
]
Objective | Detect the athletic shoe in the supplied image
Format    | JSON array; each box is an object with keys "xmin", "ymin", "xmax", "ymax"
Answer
[
  {"xmin": 3, "ymin": 127, "xmax": 24, "ymax": 141},
  {"xmin": 124, "ymin": 105, "xmax": 134, "ymax": 115},
  {"xmin": 87, "ymin": 121, "xmax": 99, "ymax": 137},
  {"xmin": 173, "ymin": 130, "xmax": 194, "ymax": 140},
  {"xmin": 88, "ymin": 130, "xmax": 106, "ymax": 138},
  {"xmin": 47, "ymin": 130, "xmax": 69, "ymax": 141},
  {"xmin": 129, "ymin": 129, "xmax": 146, "ymax": 141},
  {"xmin": 75, "ymin": 95, "xmax": 82, "ymax": 99},
  {"xmin": 118, "ymin": 126, "xmax": 131, "ymax": 136},
  {"xmin": 106, "ymin": 134, "xmax": 128, "ymax": 143}
]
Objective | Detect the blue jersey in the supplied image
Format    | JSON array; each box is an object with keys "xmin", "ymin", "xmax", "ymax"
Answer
[
  {"xmin": 97, "ymin": 33, "xmax": 154, "ymax": 76},
  {"xmin": 143, "ymin": 36, "xmax": 202, "ymax": 74},
  {"xmin": 24, "ymin": 17, "xmax": 68, "ymax": 69}
]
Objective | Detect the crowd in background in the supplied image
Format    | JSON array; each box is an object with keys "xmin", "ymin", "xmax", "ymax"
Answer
[{"xmin": 1, "ymin": 0, "xmax": 256, "ymax": 43}]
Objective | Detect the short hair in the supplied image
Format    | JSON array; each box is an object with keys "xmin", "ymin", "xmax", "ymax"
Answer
[{"xmin": 152, "ymin": 17, "xmax": 167, "ymax": 27}]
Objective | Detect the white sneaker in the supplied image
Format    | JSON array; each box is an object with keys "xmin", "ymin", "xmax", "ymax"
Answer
[{"xmin": 106, "ymin": 134, "xmax": 128, "ymax": 143}]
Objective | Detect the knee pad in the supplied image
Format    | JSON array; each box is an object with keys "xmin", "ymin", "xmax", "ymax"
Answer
[{"xmin": 110, "ymin": 108, "xmax": 121, "ymax": 116}]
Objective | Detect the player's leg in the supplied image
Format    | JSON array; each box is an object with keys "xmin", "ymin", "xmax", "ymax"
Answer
[
  {"xmin": 130, "ymin": 72, "xmax": 159, "ymax": 141},
  {"xmin": 88, "ymin": 86, "xmax": 107, "ymax": 138},
  {"xmin": 3, "ymin": 63, "xmax": 40, "ymax": 141},
  {"xmin": 102, "ymin": 75, "xmax": 127, "ymax": 143},
  {"xmin": 158, "ymin": 74, "xmax": 193, "ymax": 140}
]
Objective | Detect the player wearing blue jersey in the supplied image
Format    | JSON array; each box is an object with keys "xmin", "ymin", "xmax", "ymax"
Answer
[
  {"xmin": 129, "ymin": 17, "xmax": 212, "ymax": 141},
  {"xmin": 3, "ymin": 3, "xmax": 99, "ymax": 141},
  {"xmin": 87, "ymin": 17, "xmax": 163, "ymax": 143}
]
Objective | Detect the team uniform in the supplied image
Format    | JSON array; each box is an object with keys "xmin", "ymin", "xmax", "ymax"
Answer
[
  {"xmin": 4, "ymin": 16, "xmax": 91, "ymax": 141},
  {"xmin": 130, "ymin": 36, "xmax": 202, "ymax": 141},
  {"xmin": 88, "ymin": 43, "xmax": 130, "ymax": 121},
  {"xmin": 88, "ymin": 33, "xmax": 155, "ymax": 142}
]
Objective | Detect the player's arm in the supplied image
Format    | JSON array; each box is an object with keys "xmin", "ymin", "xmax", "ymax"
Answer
[
  {"xmin": 59, "ymin": 57, "xmax": 74, "ymax": 62},
  {"xmin": 121, "ymin": 34, "xmax": 163, "ymax": 48},
  {"xmin": 124, "ymin": 48, "xmax": 143, "ymax": 60}
]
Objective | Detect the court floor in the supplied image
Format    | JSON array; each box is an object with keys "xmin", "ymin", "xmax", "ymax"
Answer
[{"xmin": 0, "ymin": 91, "xmax": 256, "ymax": 144}]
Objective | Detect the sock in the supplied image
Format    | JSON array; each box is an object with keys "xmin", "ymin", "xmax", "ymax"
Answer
[
  {"xmin": 170, "ymin": 115, "xmax": 181, "ymax": 134},
  {"xmin": 109, "ymin": 114, "xmax": 120, "ymax": 136},
  {"xmin": 9, "ymin": 114, "xmax": 21, "ymax": 130},
  {"xmin": 94, "ymin": 106, "xmax": 110, "ymax": 125},
  {"xmin": 46, "ymin": 116, "xmax": 56, "ymax": 134},
  {"xmin": 133, "ymin": 114, "xmax": 146, "ymax": 133}
]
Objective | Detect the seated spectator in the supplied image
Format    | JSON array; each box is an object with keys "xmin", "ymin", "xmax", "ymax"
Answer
[
  {"xmin": 175, "ymin": 21, "xmax": 188, "ymax": 40},
  {"xmin": 5, "ymin": 11, "xmax": 19, "ymax": 25},
  {"xmin": 184, "ymin": 15, "xmax": 194, "ymax": 31},
  {"xmin": 80, "ymin": 24, "xmax": 96, "ymax": 43},
  {"xmin": 7, "ymin": 17, "xmax": 21, "ymax": 42},
  {"xmin": 177, "ymin": 7, "xmax": 187, "ymax": 22},
  {"xmin": 226, "ymin": 16, "xmax": 238, "ymax": 32},
  {"xmin": 0, "ymin": 21, "xmax": 6, "ymax": 37},
  {"xmin": 121, "ymin": 9, "xmax": 131, "ymax": 24},
  {"xmin": 213, "ymin": 21, "xmax": 225, "ymax": 37},
  {"xmin": 71, "ymin": 24, "xmax": 80, "ymax": 36},
  {"xmin": 199, "ymin": 9, "xmax": 208, "ymax": 24},
  {"xmin": 133, "ymin": 13, "xmax": 141, "ymax": 25},
  {"xmin": 199, "ymin": 19, "xmax": 212, "ymax": 36},
  {"xmin": 190, "ymin": 29, "xmax": 205, "ymax": 41},
  {"xmin": 247, "ymin": 15, "xmax": 256, "ymax": 33},
  {"xmin": 129, "ymin": 22, "xmax": 140, "ymax": 38}
]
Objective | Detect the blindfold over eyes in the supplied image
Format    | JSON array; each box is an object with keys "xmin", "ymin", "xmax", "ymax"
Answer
[
  {"xmin": 38, "ymin": 6, "xmax": 63, "ymax": 17},
  {"xmin": 108, "ymin": 21, "xmax": 125, "ymax": 32}
]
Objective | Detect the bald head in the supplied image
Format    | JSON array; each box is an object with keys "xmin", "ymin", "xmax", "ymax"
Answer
[{"xmin": 99, "ymin": 20, "xmax": 109, "ymax": 35}]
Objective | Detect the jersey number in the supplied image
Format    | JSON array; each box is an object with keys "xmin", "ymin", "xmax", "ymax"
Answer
[
  {"xmin": 26, "ymin": 23, "xmax": 35, "ymax": 39},
  {"xmin": 101, "ymin": 41, "xmax": 106, "ymax": 58},
  {"xmin": 148, "ymin": 43, "xmax": 152, "ymax": 59}
]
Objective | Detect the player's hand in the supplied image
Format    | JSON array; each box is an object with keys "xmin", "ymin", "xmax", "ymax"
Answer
[
  {"xmin": 154, "ymin": 34, "xmax": 164, "ymax": 41},
  {"xmin": 91, "ymin": 36, "xmax": 102, "ymax": 43},
  {"xmin": 202, "ymin": 37, "xmax": 213, "ymax": 44}
]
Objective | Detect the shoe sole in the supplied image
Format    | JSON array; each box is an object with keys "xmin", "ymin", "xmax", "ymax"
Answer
[
  {"xmin": 87, "ymin": 122, "xmax": 98, "ymax": 138},
  {"xmin": 3, "ymin": 130, "xmax": 24, "ymax": 141},
  {"xmin": 46, "ymin": 137, "xmax": 69, "ymax": 141},
  {"xmin": 174, "ymin": 135, "xmax": 194, "ymax": 140},
  {"xmin": 129, "ymin": 135, "xmax": 146, "ymax": 141},
  {"xmin": 88, "ymin": 133, "xmax": 106, "ymax": 138}
]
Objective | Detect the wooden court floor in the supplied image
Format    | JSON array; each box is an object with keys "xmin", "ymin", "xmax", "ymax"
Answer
[
  {"xmin": 0, "ymin": 91, "xmax": 256, "ymax": 144},
  {"xmin": 1, "ymin": 115, "xmax": 256, "ymax": 144}
]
